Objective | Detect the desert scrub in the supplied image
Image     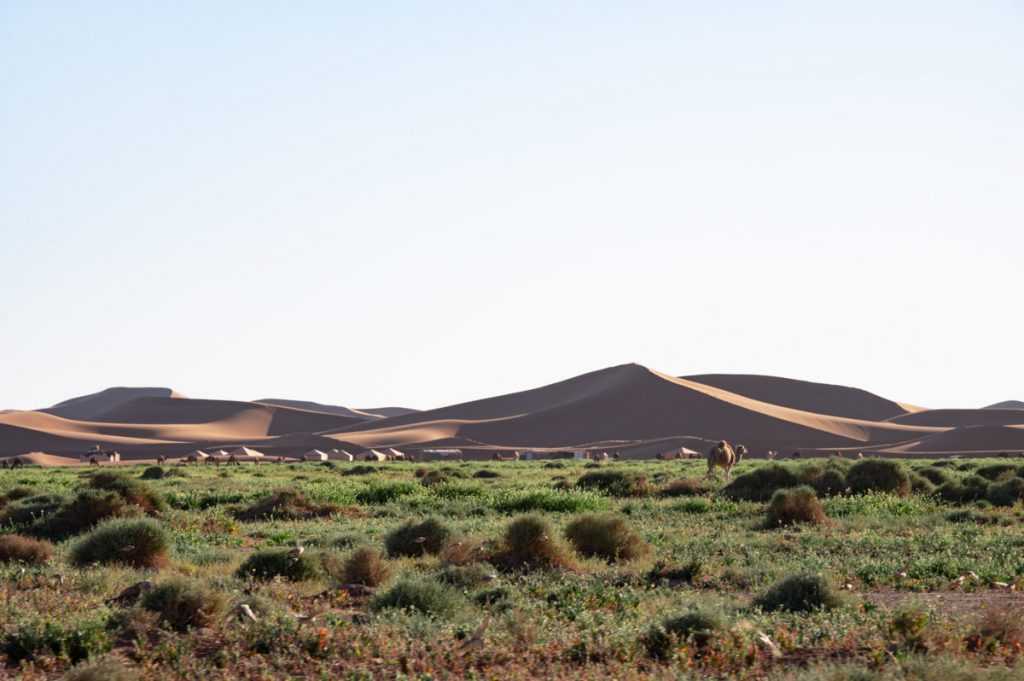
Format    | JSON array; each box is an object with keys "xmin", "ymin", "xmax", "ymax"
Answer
[
  {"xmin": 937, "ymin": 475, "xmax": 990, "ymax": 504},
  {"xmin": 336, "ymin": 546, "xmax": 391, "ymax": 586},
  {"xmin": 765, "ymin": 486, "xmax": 827, "ymax": 527},
  {"xmin": 564, "ymin": 514, "xmax": 648, "ymax": 562},
  {"xmin": 384, "ymin": 517, "xmax": 452, "ymax": 557},
  {"xmin": 141, "ymin": 577, "xmax": 229, "ymax": 631},
  {"xmin": 492, "ymin": 489, "xmax": 608, "ymax": 513},
  {"xmin": 721, "ymin": 465, "xmax": 800, "ymax": 502},
  {"xmin": 659, "ymin": 477, "xmax": 710, "ymax": 497},
  {"xmin": 575, "ymin": 470, "xmax": 651, "ymax": 497},
  {"xmin": 88, "ymin": 472, "xmax": 166, "ymax": 514},
  {"xmin": 233, "ymin": 488, "xmax": 338, "ymax": 521},
  {"xmin": 641, "ymin": 609, "xmax": 725, "ymax": 660},
  {"xmin": 753, "ymin": 574, "xmax": 843, "ymax": 613},
  {"xmin": 493, "ymin": 515, "xmax": 575, "ymax": 571},
  {"xmin": 370, "ymin": 577, "xmax": 466, "ymax": 618},
  {"xmin": 139, "ymin": 466, "xmax": 167, "ymax": 480},
  {"xmin": 65, "ymin": 658, "xmax": 138, "ymax": 681},
  {"xmin": 236, "ymin": 548, "xmax": 321, "ymax": 581},
  {"xmin": 354, "ymin": 481, "xmax": 421, "ymax": 505},
  {"xmin": 0, "ymin": 534, "xmax": 53, "ymax": 564},
  {"xmin": 845, "ymin": 459, "xmax": 910, "ymax": 496},
  {"xmin": 70, "ymin": 518, "xmax": 170, "ymax": 568},
  {"xmin": 986, "ymin": 477, "xmax": 1024, "ymax": 507},
  {"xmin": 975, "ymin": 464, "xmax": 1018, "ymax": 481},
  {"xmin": 28, "ymin": 489, "xmax": 142, "ymax": 541},
  {"xmin": 2, "ymin": 617, "xmax": 112, "ymax": 665}
]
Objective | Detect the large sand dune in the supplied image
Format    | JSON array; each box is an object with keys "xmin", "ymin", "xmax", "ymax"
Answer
[{"xmin": 2, "ymin": 364, "xmax": 1021, "ymax": 462}]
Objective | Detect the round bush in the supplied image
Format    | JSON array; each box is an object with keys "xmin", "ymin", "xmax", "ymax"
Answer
[
  {"xmin": 918, "ymin": 468, "xmax": 953, "ymax": 486},
  {"xmin": 496, "ymin": 515, "xmax": 574, "ymax": 571},
  {"xmin": 234, "ymin": 489, "xmax": 337, "ymax": 521},
  {"xmin": 976, "ymin": 464, "xmax": 1017, "ymax": 481},
  {"xmin": 0, "ymin": 535, "xmax": 53, "ymax": 565},
  {"xmin": 473, "ymin": 469, "xmax": 501, "ymax": 479},
  {"xmin": 236, "ymin": 549, "xmax": 320, "ymax": 581},
  {"xmin": 88, "ymin": 472, "xmax": 165, "ymax": 514},
  {"xmin": 576, "ymin": 470, "xmax": 650, "ymax": 497},
  {"xmin": 909, "ymin": 473, "xmax": 936, "ymax": 495},
  {"xmin": 987, "ymin": 478, "xmax": 1024, "ymax": 507},
  {"xmin": 384, "ymin": 518, "xmax": 452, "ymax": 557},
  {"xmin": 139, "ymin": 466, "xmax": 166, "ymax": 480},
  {"xmin": 937, "ymin": 475, "xmax": 990, "ymax": 504},
  {"xmin": 659, "ymin": 478, "xmax": 710, "ymax": 498},
  {"xmin": 754, "ymin": 574, "xmax": 842, "ymax": 613},
  {"xmin": 721, "ymin": 465, "xmax": 800, "ymax": 502},
  {"xmin": 846, "ymin": 459, "xmax": 910, "ymax": 496},
  {"xmin": 70, "ymin": 518, "xmax": 169, "ymax": 569},
  {"xmin": 141, "ymin": 578, "xmax": 228, "ymax": 631},
  {"xmin": 340, "ymin": 546, "xmax": 391, "ymax": 587},
  {"xmin": 370, "ymin": 577, "xmax": 465, "ymax": 618},
  {"xmin": 564, "ymin": 514, "xmax": 648, "ymax": 562},
  {"xmin": 642, "ymin": 610, "xmax": 725, "ymax": 660},
  {"xmin": 765, "ymin": 486, "xmax": 826, "ymax": 527}
]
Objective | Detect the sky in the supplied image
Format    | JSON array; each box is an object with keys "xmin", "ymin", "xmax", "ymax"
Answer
[{"xmin": 2, "ymin": 1, "xmax": 1022, "ymax": 412}]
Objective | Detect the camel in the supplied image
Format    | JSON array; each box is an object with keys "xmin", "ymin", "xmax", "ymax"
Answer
[
  {"xmin": 227, "ymin": 455, "xmax": 240, "ymax": 466},
  {"xmin": 89, "ymin": 456, "xmax": 99, "ymax": 466},
  {"xmin": 157, "ymin": 456, "xmax": 167, "ymax": 465},
  {"xmin": 705, "ymin": 441, "xmax": 745, "ymax": 480}
]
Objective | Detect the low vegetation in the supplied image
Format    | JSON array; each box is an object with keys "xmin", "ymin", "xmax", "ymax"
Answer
[{"xmin": 69, "ymin": 518, "xmax": 169, "ymax": 568}]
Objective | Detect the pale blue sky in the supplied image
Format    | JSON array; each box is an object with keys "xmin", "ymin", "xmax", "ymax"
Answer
[{"xmin": 2, "ymin": 2, "xmax": 1022, "ymax": 411}]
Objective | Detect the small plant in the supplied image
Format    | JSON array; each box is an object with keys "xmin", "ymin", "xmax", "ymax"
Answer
[
  {"xmin": 339, "ymin": 546, "xmax": 391, "ymax": 586},
  {"xmin": 492, "ymin": 489, "xmax": 608, "ymax": 513},
  {"xmin": 236, "ymin": 548, "xmax": 320, "ymax": 581},
  {"xmin": 342, "ymin": 465, "xmax": 380, "ymax": 476},
  {"xmin": 384, "ymin": 517, "xmax": 452, "ymax": 557},
  {"xmin": 370, "ymin": 577, "xmax": 466, "ymax": 618},
  {"xmin": 65, "ymin": 658, "xmax": 138, "ymax": 681},
  {"xmin": 1, "ymin": 617, "xmax": 111, "ymax": 665},
  {"xmin": 659, "ymin": 478, "xmax": 709, "ymax": 497},
  {"xmin": 494, "ymin": 515, "xmax": 575, "ymax": 571},
  {"xmin": 141, "ymin": 578, "xmax": 229, "ymax": 631},
  {"xmin": 846, "ymin": 459, "xmax": 910, "ymax": 496},
  {"xmin": 754, "ymin": 574, "xmax": 843, "ymax": 613},
  {"xmin": 355, "ymin": 481, "xmax": 421, "ymax": 505},
  {"xmin": 438, "ymin": 562, "xmax": 496, "ymax": 588},
  {"xmin": 721, "ymin": 465, "xmax": 800, "ymax": 502},
  {"xmin": 139, "ymin": 466, "xmax": 167, "ymax": 480},
  {"xmin": 234, "ymin": 488, "xmax": 338, "ymax": 521},
  {"xmin": 647, "ymin": 560, "xmax": 703, "ymax": 586},
  {"xmin": 0, "ymin": 534, "xmax": 53, "ymax": 564},
  {"xmin": 576, "ymin": 470, "xmax": 650, "ymax": 497},
  {"xmin": 419, "ymin": 470, "xmax": 449, "ymax": 487},
  {"xmin": 642, "ymin": 610, "xmax": 725, "ymax": 660},
  {"xmin": 564, "ymin": 514, "xmax": 648, "ymax": 562},
  {"xmin": 765, "ymin": 486, "xmax": 827, "ymax": 527},
  {"xmin": 439, "ymin": 536, "xmax": 486, "ymax": 566},
  {"xmin": 70, "ymin": 518, "xmax": 170, "ymax": 568}
]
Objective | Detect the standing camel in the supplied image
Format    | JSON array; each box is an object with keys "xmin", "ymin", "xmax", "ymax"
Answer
[{"xmin": 705, "ymin": 441, "xmax": 745, "ymax": 480}]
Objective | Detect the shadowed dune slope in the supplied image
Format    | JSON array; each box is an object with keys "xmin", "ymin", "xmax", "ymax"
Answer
[
  {"xmin": 43, "ymin": 387, "xmax": 184, "ymax": 419},
  {"xmin": 894, "ymin": 425, "xmax": 1024, "ymax": 453},
  {"xmin": 985, "ymin": 400, "xmax": 1024, "ymax": 410},
  {"xmin": 326, "ymin": 364, "xmax": 938, "ymax": 451},
  {"xmin": 885, "ymin": 409, "xmax": 1024, "ymax": 428},
  {"xmin": 255, "ymin": 399, "xmax": 417, "ymax": 420},
  {"xmin": 685, "ymin": 374, "xmax": 913, "ymax": 421}
]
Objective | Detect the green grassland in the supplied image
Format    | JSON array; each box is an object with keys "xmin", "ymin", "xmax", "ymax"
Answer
[{"xmin": 2, "ymin": 457, "xmax": 1024, "ymax": 680}]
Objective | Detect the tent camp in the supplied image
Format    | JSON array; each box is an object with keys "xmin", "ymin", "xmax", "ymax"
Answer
[
  {"xmin": 365, "ymin": 449, "xmax": 388, "ymax": 462},
  {"xmin": 303, "ymin": 449, "xmax": 328, "ymax": 462},
  {"xmin": 328, "ymin": 449, "xmax": 354, "ymax": 461}
]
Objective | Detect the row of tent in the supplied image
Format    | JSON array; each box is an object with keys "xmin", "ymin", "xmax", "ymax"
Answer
[{"xmin": 183, "ymin": 447, "xmax": 410, "ymax": 462}]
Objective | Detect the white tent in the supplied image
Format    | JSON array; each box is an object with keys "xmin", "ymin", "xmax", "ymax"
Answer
[
  {"xmin": 229, "ymin": 446, "xmax": 264, "ymax": 458},
  {"xmin": 387, "ymin": 448, "xmax": 407, "ymax": 460},
  {"xmin": 329, "ymin": 449, "xmax": 354, "ymax": 461},
  {"xmin": 365, "ymin": 449, "xmax": 388, "ymax": 462},
  {"xmin": 303, "ymin": 449, "xmax": 329, "ymax": 462}
]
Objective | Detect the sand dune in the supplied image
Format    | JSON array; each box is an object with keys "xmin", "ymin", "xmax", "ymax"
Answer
[
  {"xmin": 985, "ymin": 400, "xmax": 1024, "ymax": 410},
  {"xmin": 2, "ymin": 365, "xmax": 1020, "ymax": 462}
]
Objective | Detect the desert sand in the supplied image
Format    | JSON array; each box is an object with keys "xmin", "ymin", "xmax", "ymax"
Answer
[{"xmin": 2, "ymin": 364, "xmax": 1022, "ymax": 463}]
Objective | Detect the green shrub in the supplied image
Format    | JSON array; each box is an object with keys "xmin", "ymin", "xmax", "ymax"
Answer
[
  {"xmin": 419, "ymin": 470, "xmax": 449, "ymax": 487},
  {"xmin": 648, "ymin": 560, "xmax": 703, "ymax": 586},
  {"xmin": 918, "ymin": 468, "xmax": 953, "ymax": 486},
  {"xmin": 754, "ymin": 574, "xmax": 843, "ymax": 613},
  {"xmin": 659, "ymin": 478, "xmax": 710, "ymax": 497},
  {"xmin": 642, "ymin": 610, "xmax": 725, "ymax": 660},
  {"xmin": 766, "ymin": 486, "xmax": 827, "ymax": 527},
  {"xmin": 0, "ymin": 534, "xmax": 53, "ymax": 564},
  {"xmin": 846, "ymin": 459, "xmax": 910, "ymax": 496},
  {"xmin": 88, "ymin": 472, "xmax": 165, "ymax": 514},
  {"xmin": 342, "ymin": 465, "xmax": 379, "ymax": 476},
  {"xmin": 385, "ymin": 517, "xmax": 451, "ymax": 557},
  {"xmin": 473, "ymin": 469, "xmax": 501, "ymax": 479},
  {"xmin": 234, "ymin": 488, "xmax": 338, "ymax": 521},
  {"xmin": 494, "ymin": 515, "xmax": 574, "ymax": 571},
  {"xmin": 437, "ymin": 563, "xmax": 496, "ymax": 588},
  {"xmin": 30, "ymin": 490, "xmax": 138, "ymax": 540},
  {"xmin": 0, "ymin": 493, "xmax": 65, "ymax": 529},
  {"xmin": 492, "ymin": 489, "xmax": 607, "ymax": 514},
  {"xmin": 804, "ymin": 467, "xmax": 848, "ymax": 497},
  {"xmin": 339, "ymin": 546, "xmax": 391, "ymax": 586},
  {"xmin": 937, "ymin": 476, "xmax": 990, "ymax": 504},
  {"xmin": 139, "ymin": 466, "xmax": 166, "ymax": 480},
  {"xmin": 909, "ymin": 472, "xmax": 936, "ymax": 495},
  {"xmin": 355, "ymin": 481, "xmax": 420, "ymax": 505},
  {"xmin": 721, "ymin": 465, "xmax": 800, "ymax": 502},
  {"xmin": 1, "ymin": 617, "xmax": 111, "ymax": 665},
  {"xmin": 236, "ymin": 549, "xmax": 320, "ymax": 581},
  {"xmin": 576, "ymin": 470, "xmax": 651, "ymax": 497},
  {"xmin": 370, "ymin": 577, "xmax": 466, "ymax": 618},
  {"xmin": 987, "ymin": 477, "xmax": 1024, "ymax": 507},
  {"xmin": 564, "ymin": 514, "xmax": 648, "ymax": 562},
  {"xmin": 673, "ymin": 498, "xmax": 711, "ymax": 514},
  {"xmin": 70, "ymin": 518, "xmax": 170, "ymax": 569},
  {"xmin": 0, "ymin": 486, "xmax": 34, "ymax": 506},
  {"xmin": 141, "ymin": 578, "xmax": 229, "ymax": 631},
  {"xmin": 975, "ymin": 464, "xmax": 1017, "ymax": 481}
]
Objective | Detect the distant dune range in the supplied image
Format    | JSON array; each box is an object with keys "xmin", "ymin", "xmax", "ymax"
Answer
[{"xmin": 1, "ymin": 364, "xmax": 1022, "ymax": 462}]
